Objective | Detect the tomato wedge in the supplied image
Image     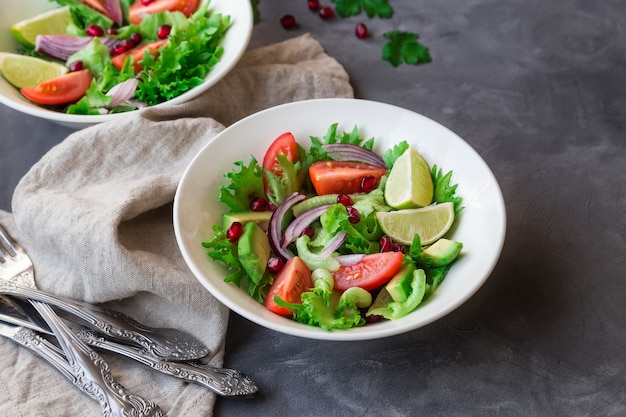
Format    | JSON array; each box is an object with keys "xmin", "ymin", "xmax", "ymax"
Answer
[
  {"xmin": 309, "ymin": 161, "xmax": 387, "ymax": 195},
  {"xmin": 265, "ymin": 257, "xmax": 313, "ymax": 316},
  {"xmin": 129, "ymin": 0, "xmax": 199, "ymax": 24},
  {"xmin": 111, "ymin": 39, "xmax": 168, "ymax": 72},
  {"xmin": 262, "ymin": 132, "xmax": 299, "ymax": 174},
  {"xmin": 332, "ymin": 252, "xmax": 403, "ymax": 292},
  {"xmin": 79, "ymin": 0, "xmax": 108, "ymax": 16},
  {"xmin": 21, "ymin": 70, "xmax": 92, "ymax": 106}
]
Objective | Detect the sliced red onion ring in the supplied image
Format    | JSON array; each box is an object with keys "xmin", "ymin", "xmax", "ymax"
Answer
[
  {"xmin": 323, "ymin": 143, "xmax": 387, "ymax": 168},
  {"xmin": 35, "ymin": 35, "xmax": 121, "ymax": 61},
  {"xmin": 103, "ymin": 0, "xmax": 123, "ymax": 26},
  {"xmin": 335, "ymin": 254, "xmax": 366, "ymax": 266},
  {"xmin": 106, "ymin": 78, "xmax": 138, "ymax": 108},
  {"xmin": 281, "ymin": 204, "xmax": 331, "ymax": 248},
  {"xmin": 268, "ymin": 193, "xmax": 306, "ymax": 261},
  {"xmin": 318, "ymin": 231, "xmax": 347, "ymax": 258}
]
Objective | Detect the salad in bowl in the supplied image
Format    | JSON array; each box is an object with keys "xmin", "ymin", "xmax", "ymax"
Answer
[{"xmin": 173, "ymin": 99, "xmax": 507, "ymax": 341}]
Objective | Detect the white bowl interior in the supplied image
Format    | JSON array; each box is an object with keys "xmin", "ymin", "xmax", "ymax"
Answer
[
  {"xmin": 0, "ymin": 0, "xmax": 253, "ymax": 128},
  {"xmin": 174, "ymin": 98, "xmax": 507, "ymax": 341}
]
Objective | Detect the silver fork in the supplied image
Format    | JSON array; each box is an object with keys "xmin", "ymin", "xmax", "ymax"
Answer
[
  {"xmin": 0, "ymin": 225, "xmax": 164, "ymax": 417},
  {"xmin": 0, "ymin": 226, "xmax": 208, "ymax": 362}
]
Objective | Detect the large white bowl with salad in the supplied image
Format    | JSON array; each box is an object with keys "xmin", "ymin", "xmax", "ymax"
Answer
[
  {"xmin": 0, "ymin": 0, "xmax": 253, "ymax": 129},
  {"xmin": 173, "ymin": 98, "xmax": 506, "ymax": 341}
]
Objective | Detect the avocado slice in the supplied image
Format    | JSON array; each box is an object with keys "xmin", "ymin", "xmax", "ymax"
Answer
[
  {"xmin": 223, "ymin": 210, "xmax": 273, "ymax": 231},
  {"xmin": 386, "ymin": 262, "xmax": 416, "ymax": 302},
  {"xmin": 419, "ymin": 238, "xmax": 463, "ymax": 267},
  {"xmin": 237, "ymin": 221, "xmax": 271, "ymax": 284}
]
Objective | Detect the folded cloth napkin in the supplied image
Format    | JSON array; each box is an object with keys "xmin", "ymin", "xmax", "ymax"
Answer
[{"xmin": 0, "ymin": 33, "xmax": 353, "ymax": 417}]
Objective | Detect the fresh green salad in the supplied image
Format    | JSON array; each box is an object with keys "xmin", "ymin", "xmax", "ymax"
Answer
[
  {"xmin": 202, "ymin": 124, "xmax": 464, "ymax": 331},
  {"xmin": 1, "ymin": 0, "xmax": 229, "ymax": 114}
]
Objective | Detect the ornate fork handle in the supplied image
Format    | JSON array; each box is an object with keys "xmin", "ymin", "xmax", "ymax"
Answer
[
  {"xmin": 76, "ymin": 328, "xmax": 259, "ymax": 398},
  {"xmin": 35, "ymin": 301, "xmax": 165, "ymax": 417},
  {"xmin": 0, "ymin": 280, "xmax": 208, "ymax": 361}
]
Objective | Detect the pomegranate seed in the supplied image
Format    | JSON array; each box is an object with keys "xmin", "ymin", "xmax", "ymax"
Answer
[
  {"xmin": 379, "ymin": 235, "xmax": 393, "ymax": 252},
  {"xmin": 107, "ymin": 27, "xmax": 118, "ymax": 35},
  {"xmin": 365, "ymin": 314, "xmax": 383, "ymax": 323},
  {"xmin": 319, "ymin": 6, "xmax": 335, "ymax": 19},
  {"xmin": 360, "ymin": 175, "xmax": 377, "ymax": 192},
  {"xmin": 392, "ymin": 243, "xmax": 406, "ymax": 253},
  {"xmin": 85, "ymin": 24, "xmax": 104, "ymax": 37},
  {"xmin": 141, "ymin": 0, "xmax": 153, "ymax": 4},
  {"xmin": 301, "ymin": 226, "xmax": 315, "ymax": 239},
  {"xmin": 355, "ymin": 23, "xmax": 368, "ymax": 39},
  {"xmin": 346, "ymin": 206, "xmax": 360, "ymax": 224},
  {"xmin": 308, "ymin": 0, "xmax": 320, "ymax": 11},
  {"xmin": 68, "ymin": 61, "xmax": 84, "ymax": 72},
  {"xmin": 157, "ymin": 25, "xmax": 171, "ymax": 39},
  {"xmin": 268, "ymin": 202, "xmax": 277, "ymax": 211},
  {"xmin": 280, "ymin": 14, "xmax": 297, "ymax": 29},
  {"xmin": 226, "ymin": 222, "xmax": 243, "ymax": 243},
  {"xmin": 267, "ymin": 257, "xmax": 285, "ymax": 274},
  {"xmin": 111, "ymin": 44, "xmax": 127, "ymax": 56},
  {"xmin": 336, "ymin": 194, "xmax": 353, "ymax": 206},
  {"xmin": 129, "ymin": 32, "xmax": 142, "ymax": 45},
  {"xmin": 249, "ymin": 197, "xmax": 268, "ymax": 212},
  {"xmin": 119, "ymin": 39, "xmax": 135, "ymax": 51}
]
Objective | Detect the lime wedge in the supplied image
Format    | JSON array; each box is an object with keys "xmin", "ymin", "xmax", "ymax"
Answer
[
  {"xmin": 10, "ymin": 6, "xmax": 73, "ymax": 48},
  {"xmin": 376, "ymin": 202, "xmax": 455, "ymax": 246},
  {"xmin": 0, "ymin": 53, "xmax": 68, "ymax": 89},
  {"xmin": 384, "ymin": 147, "xmax": 433, "ymax": 209}
]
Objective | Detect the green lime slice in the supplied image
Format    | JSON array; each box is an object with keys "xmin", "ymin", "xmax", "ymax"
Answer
[
  {"xmin": 376, "ymin": 202, "xmax": 455, "ymax": 245},
  {"xmin": 384, "ymin": 147, "xmax": 434, "ymax": 209},
  {"xmin": 10, "ymin": 6, "xmax": 73, "ymax": 48},
  {"xmin": 0, "ymin": 53, "xmax": 68, "ymax": 89}
]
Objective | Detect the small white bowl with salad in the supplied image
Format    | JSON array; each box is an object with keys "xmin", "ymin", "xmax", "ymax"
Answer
[
  {"xmin": 173, "ymin": 98, "xmax": 507, "ymax": 341},
  {"xmin": 0, "ymin": 0, "xmax": 253, "ymax": 129}
]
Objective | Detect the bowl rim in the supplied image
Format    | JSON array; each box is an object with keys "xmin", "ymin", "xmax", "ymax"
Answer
[
  {"xmin": 0, "ymin": 0, "xmax": 254, "ymax": 127},
  {"xmin": 173, "ymin": 97, "xmax": 507, "ymax": 341}
]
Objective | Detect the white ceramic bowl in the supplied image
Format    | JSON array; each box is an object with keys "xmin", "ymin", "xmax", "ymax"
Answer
[
  {"xmin": 0, "ymin": 0, "xmax": 253, "ymax": 129},
  {"xmin": 174, "ymin": 98, "xmax": 507, "ymax": 341}
]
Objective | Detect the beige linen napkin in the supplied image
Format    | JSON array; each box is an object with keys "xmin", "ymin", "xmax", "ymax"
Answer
[{"xmin": 0, "ymin": 33, "xmax": 353, "ymax": 417}]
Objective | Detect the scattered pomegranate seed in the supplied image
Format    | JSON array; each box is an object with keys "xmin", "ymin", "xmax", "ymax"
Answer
[
  {"xmin": 360, "ymin": 175, "xmax": 377, "ymax": 192},
  {"xmin": 346, "ymin": 206, "xmax": 360, "ymax": 224},
  {"xmin": 129, "ymin": 32, "xmax": 142, "ymax": 45},
  {"xmin": 319, "ymin": 6, "xmax": 335, "ymax": 19},
  {"xmin": 68, "ymin": 61, "xmax": 84, "ymax": 72},
  {"xmin": 119, "ymin": 39, "xmax": 135, "ymax": 51},
  {"xmin": 249, "ymin": 197, "xmax": 268, "ymax": 212},
  {"xmin": 107, "ymin": 27, "xmax": 118, "ymax": 35},
  {"xmin": 157, "ymin": 24, "xmax": 171, "ymax": 39},
  {"xmin": 85, "ymin": 24, "xmax": 104, "ymax": 37},
  {"xmin": 336, "ymin": 194, "xmax": 353, "ymax": 206},
  {"xmin": 392, "ymin": 243, "xmax": 406, "ymax": 253},
  {"xmin": 141, "ymin": 0, "xmax": 154, "ymax": 5},
  {"xmin": 267, "ymin": 257, "xmax": 285, "ymax": 274},
  {"xmin": 379, "ymin": 235, "xmax": 393, "ymax": 252},
  {"xmin": 111, "ymin": 44, "xmax": 127, "ymax": 56},
  {"xmin": 307, "ymin": 0, "xmax": 320, "ymax": 11},
  {"xmin": 268, "ymin": 202, "xmax": 277, "ymax": 211},
  {"xmin": 226, "ymin": 222, "xmax": 243, "ymax": 243},
  {"xmin": 280, "ymin": 14, "xmax": 297, "ymax": 29},
  {"xmin": 365, "ymin": 314, "xmax": 383, "ymax": 323},
  {"xmin": 355, "ymin": 23, "xmax": 368, "ymax": 39},
  {"xmin": 301, "ymin": 226, "xmax": 315, "ymax": 239}
]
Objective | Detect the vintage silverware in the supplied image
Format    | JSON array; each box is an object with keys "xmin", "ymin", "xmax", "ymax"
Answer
[
  {"xmin": 0, "ymin": 225, "xmax": 164, "ymax": 416},
  {"xmin": 0, "ymin": 225, "xmax": 208, "ymax": 362}
]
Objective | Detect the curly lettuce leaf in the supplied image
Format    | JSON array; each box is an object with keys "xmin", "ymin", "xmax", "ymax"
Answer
[
  {"xmin": 431, "ymin": 165, "xmax": 464, "ymax": 215},
  {"xmin": 218, "ymin": 157, "xmax": 265, "ymax": 212}
]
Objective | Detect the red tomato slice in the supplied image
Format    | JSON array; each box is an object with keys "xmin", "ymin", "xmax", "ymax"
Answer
[
  {"xmin": 129, "ymin": 0, "xmax": 199, "ymax": 24},
  {"xmin": 111, "ymin": 39, "xmax": 168, "ymax": 72},
  {"xmin": 332, "ymin": 252, "xmax": 403, "ymax": 292},
  {"xmin": 21, "ymin": 70, "xmax": 92, "ymax": 106},
  {"xmin": 265, "ymin": 257, "xmax": 313, "ymax": 316},
  {"xmin": 262, "ymin": 132, "xmax": 299, "ymax": 174},
  {"xmin": 309, "ymin": 161, "xmax": 387, "ymax": 195}
]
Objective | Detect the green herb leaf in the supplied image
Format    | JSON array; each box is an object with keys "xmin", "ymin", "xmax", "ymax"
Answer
[
  {"xmin": 431, "ymin": 165, "xmax": 464, "ymax": 215},
  {"xmin": 382, "ymin": 30, "xmax": 432, "ymax": 67},
  {"xmin": 332, "ymin": 0, "xmax": 394, "ymax": 18}
]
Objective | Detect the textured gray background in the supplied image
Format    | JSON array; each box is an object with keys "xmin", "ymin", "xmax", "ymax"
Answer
[{"xmin": 1, "ymin": 0, "xmax": 625, "ymax": 416}]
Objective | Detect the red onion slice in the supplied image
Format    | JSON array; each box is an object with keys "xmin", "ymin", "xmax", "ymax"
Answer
[
  {"xmin": 268, "ymin": 193, "xmax": 306, "ymax": 261},
  {"xmin": 103, "ymin": 0, "xmax": 123, "ymax": 26},
  {"xmin": 323, "ymin": 143, "xmax": 387, "ymax": 168},
  {"xmin": 281, "ymin": 204, "xmax": 331, "ymax": 248},
  {"xmin": 335, "ymin": 254, "xmax": 366, "ymax": 266},
  {"xmin": 318, "ymin": 231, "xmax": 347, "ymax": 258},
  {"xmin": 35, "ymin": 35, "xmax": 121, "ymax": 61},
  {"xmin": 106, "ymin": 78, "xmax": 138, "ymax": 108}
]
